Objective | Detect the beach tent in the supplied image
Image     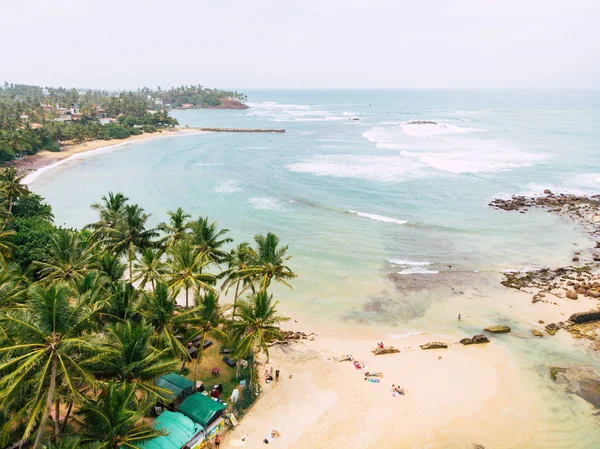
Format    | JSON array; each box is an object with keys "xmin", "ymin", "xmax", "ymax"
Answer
[
  {"xmin": 178, "ymin": 393, "xmax": 226, "ymax": 428},
  {"xmin": 157, "ymin": 372, "xmax": 195, "ymax": 401},
  {"xmin": 138, "ymin": 411, "xmax": 203, "ymax": 449}
]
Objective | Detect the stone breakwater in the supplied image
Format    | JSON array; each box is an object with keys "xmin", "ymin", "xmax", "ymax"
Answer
[{"xmin": 191, "ymin": 127, "xmax": 285, "ymax": 133}]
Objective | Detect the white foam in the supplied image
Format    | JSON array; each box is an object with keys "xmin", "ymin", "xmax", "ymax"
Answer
[
  {"xmin": 400, "ymin": 149, "xmax": 548, "ymax": 174},
  {"xmin": 397, "ymin": 267, "xmax": 439, "ymax": 275},
  {"xmin": 348, "ymin": 210, "xmax": 407, "ymax": 225},
  {"xmin": 400, "ymin": 121, "xmax": 483, "ymax": 137},
  {"xmin": 213, "ymin": 180, "xmax": 243, "ymax": 193},
  {"xmin": 388, "ymin": 258, "xmax": 432, "ymax": 266},
  {"xmin": 249, "ymin": 197, "xmax": 277, "ymax": 210},
  {"xmin": 194, "ymin": 162, "xmax": 222, "ymax": 167},
  {"xmin": 342, "ymin": 112, "xmax": 358, "ymax": 116},
  {"xmin": 287, "ymin": 154, "xmax": 429, "ymax": 183},
  {"xmin": 386, "ymin": 332, "xmax": 424, "ymax": 339}
]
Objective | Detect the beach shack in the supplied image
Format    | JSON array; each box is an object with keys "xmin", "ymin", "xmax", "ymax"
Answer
[
  {"xmin": 178, "ymin": 393, "xmax": 226, "ymax": 442},
  {"xmin": 157, "ymin": 372, "xmax": 195, "ymax": 404},
  {"xmin": 138, "ymin": 411, "xmax": 204, "ymax": 449}
]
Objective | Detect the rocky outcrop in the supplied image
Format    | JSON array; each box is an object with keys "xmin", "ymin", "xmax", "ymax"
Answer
[
  {"xmin": 372, "ymin": 347, "xmax": 400, "ymax": 355},
  {"xmin": 552, "ymin": 366, "xmax": 600, "ymax": 409},
  {"xmin": 545, "ymin": 323, "xmax": 560, "ymax": 335},
  {"xmin": 420, "ymin": 342, "xmax": 448, "ymax": 350},
  {"xmin": 484, "ymin": 325, "xmax": 511, "ymax": 334},
  {"xmin": 532, "ymin": 329, "xmax": 544, "ymax": 337},
  {"xmin": 267, "ymin": 330, "xmax": 316, "ymax": 346},
  {"xmin": 460, "ymin": 334, "xmax": 490, "ymax": 345},
  {"xmin": 569, "ymin": 310, "xmax": 600, "ymax": 324}
]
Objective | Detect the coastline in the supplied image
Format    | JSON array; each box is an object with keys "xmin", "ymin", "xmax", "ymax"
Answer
[{"xmin": 18, "ymin": 127, "xmax": 205, "ymax": 185}]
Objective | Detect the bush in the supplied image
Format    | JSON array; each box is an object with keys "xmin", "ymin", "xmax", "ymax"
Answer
[
  {"xmin": 129, "ymin": 127, "xmax": 143, "ymax": 136},
  {"xmin": 141, "ymin": 125, "xmax": 158, "ymax": 133},
  {"xmin": 105, "ymin": 124, "xmax": 131, "ymax": 139},
  {"xmin": 0, "ymin": 147, "xmax": 16, "ymax": 163},
  {"xmin": 42, "ymin": 139, "xmax": 61, "ymax": 152}
]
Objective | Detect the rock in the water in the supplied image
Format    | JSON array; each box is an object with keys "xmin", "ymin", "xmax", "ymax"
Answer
[
  {"xmin": 543, "ymin": 189, "xmax": 552, "ymax": 195},
  {"xmin": 587, "ymin": 289, "xmax": 600, "ymax": 298},
  {"xmin": 566, "ymin": 289, "xmax": 578, "ymax": 300},
  {"xmin": 420, "ymin": 341, "xmax": 448, "ymax": 350},
  {"xmin": 569, "ymin": 310, "xmax": 600, "ymax": 324},
  {"xmin": 459, "ymin": 338, "xmax": 473, "ymax": 345},
  {"xmin": 484, "ymin": 325, "xmax": 511, "ymax": 333},
  {"xmin": 467, "ymin": 445, "xmax": 485, "ymax": 449},
  {"xmin": 545, "ymin": 323, "xmax": 560, "ymax": 335},
  {"xmin": 472, "ymin": 334, "xmax": 490, "ymax": 344},
  {"xmin": 532, "ymin": 329, "xmax": 544, "ymax": 337}
]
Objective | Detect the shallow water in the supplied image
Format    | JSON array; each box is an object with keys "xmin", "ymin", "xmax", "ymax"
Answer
[{"xmin": 31, "ymin": 89, "xmax": 600, "ymax": 447}]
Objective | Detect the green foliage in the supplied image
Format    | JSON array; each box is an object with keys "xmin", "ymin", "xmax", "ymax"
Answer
[
  {"xmin": 129, "ymin": 127, "xmax": 143, "ymax": 136},
  {"xmin": 103, "ymin": 124, "xmax": 130, "ymax": 139},
  {"xmin": 8, "ymin": 216, "xmax": 56, "ymax": 271}
]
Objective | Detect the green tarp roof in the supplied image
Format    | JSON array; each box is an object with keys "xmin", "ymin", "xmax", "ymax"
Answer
[
  {"xmin": 139, "ymin": 411, "xmax": 202, "ymax": 449},
  {"xmin": 156, "ymin": 372, "xmax": 194, "ymax": 399},
  {"xmin": 178, "ymin": 393, "xmax": 226, "ymax": 427}
]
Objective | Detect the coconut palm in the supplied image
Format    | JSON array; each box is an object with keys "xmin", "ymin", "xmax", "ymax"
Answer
[
  {"xmin": 97, "ymin": 321, "xmax": 179, "ymax": 399},
  {"xmin": 157, "ymin": 207, "xmax": 191, "ymax": 249},
  {"xmin": 0, "ymin": 167, "xmax": 29, "ymax": 227},
  {"xmin": 88, "ymin": 192, "xmax": 129, "ymax": 232},
  {"xmin": 186, "ymin": 290, "xmax": 227, "ymax": 384},
  {"xmin": 0, "ymin": 229, "xmax": 16, "ymax": 262},
  {"xmin": 133, "ymin": 247, "xmax": 165, "ymax": 290},
  {"xmin": 166, "ymin": 241, "xmax": 216, "ymax": 308},
  {"xmin": 236, "ymin": 232, "xmax": 296, "ymax": 292},
  {"xmin": 102, "ymin": 204, "xmax": 158, "ymax": 282},
  {"xmin": 102, "ymin": 281, "xmax": 140, "ymax": 323},
  {"xmin": 139, "ymin": 282, "xmax": 188, "ymax": 359},
  {"xmin": 188, "ymin": 216, "xmax": 232, "ymax": 267},
  {"xmin": 96, "ymin": 251, "xmax": 127, "ymax": 284},
  {"xmin": 0, "ymin": 284, "xmax": 100, "ymax": 448},
  {"xmin": 221, "ymin": 242, "xmax": 253, "ymax": 320},
  {"xmin": 229, "ymin": 291, "xmax": 288, "ymax": 365},
  {"xmin": 0, "ymin": 262, "xmax": 26, "ymax": 309},
  {"xmin": 34, "ymin": 230, "xmax": 94, "ymax": 287},
  {"xmin": 75, "ymin": 382, "xmax": 163, "ymax": 449}
]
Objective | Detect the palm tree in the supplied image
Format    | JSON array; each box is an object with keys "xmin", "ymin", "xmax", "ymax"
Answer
[
  {"xmin": 188, "ymin": 217, "xmax": 232, "ymax": 267},
  {"xmin": 102, "ymin": 281, "xmax": 140, "ymax": 323},
  {"xmin": 229, "ymin": 291, "xmax": 289, "ymax": 366},
  {"xmin": 0, "ymin": 229, "xmax": 16, "ymax": 262},
  {"xmin": 166, "ymin": 241, "xmax": 216, "ymax": 308},
  {"xmin": 133, "ymin": 247, "xmax": 165, "ymax": 290},
  {"xmin": 0, "ymin": 262, "xmax": 26, "ymax": 308},
  {"xmin": 97, "ymin": 321, "xmax": 179, "ymax": 399},
  {"xmin": 157, "ymin": 207, "xmax": 191, "ymax": 249},
  {"xmin": 76, "ymin": 382, "xmax": 163, "ymax": 449},
  {"xmin": 0, "ymin": 167, "xmax": 29, "ymax": 228},
  {"xmin": 186, "ymin": 290, "xmax": 227, "ymax": 385},
  {"xmin": 221, "ymin": 242, "xmax": 253, "ymax": 320},
  {"xmin": 236, "ymin": 232, "xmax": 296, "ymax": 293},
  {"xmin": 0, "ymin": 284, "xmax": 100, "ymax": 448},
  {"xmin": 34, "ymin": 230, "xmax": 94, "ymax": 287},
  {"xmin": 139, "ymin": 282, "xmax": 188, "ymax": 360},
  {"xmin": 89, "ymin": 192, "xmax": 128, "ymax": 229},
  {"xmin": 102, "ymin": 204, "xmax": 158, "ymax": 282},
  {"xmin": 96, "ymin": 251, "xmax": 127, "ymax": 284}
]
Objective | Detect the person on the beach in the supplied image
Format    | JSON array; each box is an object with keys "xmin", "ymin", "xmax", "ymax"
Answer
[
  {"xmin": 215, "ymin": 434, "xmax": 221, "ymax": 447},
  {"xmin": 275, "ymin": 369, "xmax": 280, "ymax": 382},
  {"xmin": 458, "ymin": 313, "xmax": 461, "ymax": 320}
]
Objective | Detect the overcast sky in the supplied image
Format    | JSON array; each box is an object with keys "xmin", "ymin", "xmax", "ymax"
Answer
[{"xmin": 2, "ymin": 0, "xmax": 599, "ymax": 90}]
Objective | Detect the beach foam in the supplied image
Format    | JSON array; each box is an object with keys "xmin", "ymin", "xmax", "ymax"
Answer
[
  {"xmin": 348, "ymin": 210, "xmax": 407, "ymax": 225},
  {"xmin": 388, "ymin": 258, "xmax": 432, "ymax": 266},
  {"xmin": 400, "ymin": 121, "xmax": 483, "ymax": 137},
  {"xmin": 249, "ymin": 197, "xmax": 278, "ymax": 210},
  {"xmin": 397, "ymin": 267, "xmax": 439, "ymax": 275},
  {"xmin": 213, "ymin": 180, "xmax": 243, "ymax": 193},
  {"xmin": 287, "ymin": 154, "xmax": 429, "ymax": 183}
]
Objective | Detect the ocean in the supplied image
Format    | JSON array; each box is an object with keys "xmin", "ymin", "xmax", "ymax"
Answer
[{"xmin": 30, "ymin": 89, "xmax": 600, "ymax": 446}]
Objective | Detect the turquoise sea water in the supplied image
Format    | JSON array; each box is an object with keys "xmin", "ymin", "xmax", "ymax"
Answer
[{"xmin": 31, "ymin": 90, "xmax": 600, "ymax": 447}]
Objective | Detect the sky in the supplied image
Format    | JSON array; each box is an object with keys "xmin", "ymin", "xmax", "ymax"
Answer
[{"xmin": 1, "ymin": 0, "xmax": 599, "ymax": 90}]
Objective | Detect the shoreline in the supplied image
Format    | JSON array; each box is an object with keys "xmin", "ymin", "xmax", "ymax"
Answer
[{"xmin": 18, "ymin": 128, "xmax": 206, "ymax": 185}]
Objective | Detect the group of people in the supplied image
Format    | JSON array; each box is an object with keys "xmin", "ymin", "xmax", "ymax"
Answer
[
  {"xmin": 265, "ymin": 366, "xmax": 280, "ymax": 383},
  {"xmin": 391, "ymin": 384, "xmax": 405, "ymax": 396}
]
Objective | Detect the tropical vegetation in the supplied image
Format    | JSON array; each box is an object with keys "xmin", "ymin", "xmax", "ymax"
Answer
[{"xmin": 0, "ymin": 168, "xmax": 294, "ymax": 448}]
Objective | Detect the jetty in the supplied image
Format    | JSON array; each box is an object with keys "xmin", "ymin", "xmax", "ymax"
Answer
[{"xmin": 190, "ymin": 127, "xmax": 285, "ymax": 133}]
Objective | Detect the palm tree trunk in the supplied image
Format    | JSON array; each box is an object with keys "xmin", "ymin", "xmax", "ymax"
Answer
[
  {"xmin": 60, "ymin": 401, "xmax": 73, "ymax": 433},
  {"xmin": 235, "ymin": 360, "xmax": 241, "ymax": 379},
  {"xmin": 129, "ymin": 258, "xmax": 133, "ymax": 283},
  {"xmin": 185, "ymin": 286, "xmax": 189, "ymax": 309},
  {"xmin": 54, "ymin": 399, "xmax": 60, "ymax": 436},
  {"xmin": 232, "ymin": 280, "xmax": 240, "ymax": 322},
  {"xmin": 33, "ymin": 357, "xmax": 58, "ymax": 449},
  {"xmin": 3, "ymin": 196, "xmax": 13, "ymax": 230},
  {"xmin": 194, "ymin": 332, "xmax": 206, "ymax": 386}
]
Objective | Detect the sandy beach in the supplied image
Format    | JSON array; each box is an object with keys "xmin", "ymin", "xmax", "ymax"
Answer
[
  {"xmin": 17, "ymin": 127, "xmax": 204, "ymax": 184},
  {"xmin": 222, "ymin": 279, "xmax": 600, "ymax": 449}
]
